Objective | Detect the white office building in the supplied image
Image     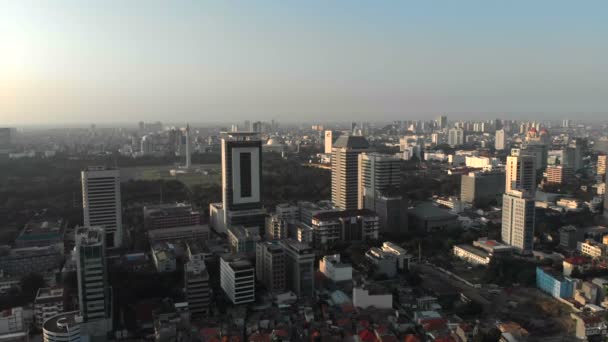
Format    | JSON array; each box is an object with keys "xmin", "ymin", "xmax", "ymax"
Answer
[
  {"xmin": 220, "ymin": 254, "xmax": 255, "ymax": 305},
  {"xmin": 319, "ymin": 254, "xmax": 352, "ymax": 282},
  {"xmin": 81, "ymin": 167, "xmax": 123, "ymax": 248},
  {"xmin": 495, "ymin": 129, "xmax": 506, "ymax": 151},
  {"xmin": 448, "ymin": 128, "xmax": 464, "ymax": 147},
  {"xmin": 502, "ymin": 190, "xmax": 535, "ymax": 254}
]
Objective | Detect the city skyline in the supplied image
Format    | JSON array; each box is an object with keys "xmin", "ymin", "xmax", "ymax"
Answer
[{"xmin": 2, "ymin": 0, "xmax": 608, "ymax": 125}]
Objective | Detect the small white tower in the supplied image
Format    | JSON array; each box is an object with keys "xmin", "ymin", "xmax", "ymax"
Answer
[{"xmin": 185, "ymin": 124, "xmax": 192, "ymax": 169}]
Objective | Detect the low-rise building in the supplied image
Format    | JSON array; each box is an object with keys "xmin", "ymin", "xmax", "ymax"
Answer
[
  {"xmin": 453, "ymin": 244, "xmax": 492, "ymax": 266},
  {"xmin": 42, "ymin": 311, "xmax": 83, "ymax": 342},
  {"xmin": 34, "ymin": 288, "xmax": 64, "ymax": 329},
  {"xmin": 310, "ymin": 209, "xmax": 379, "ymax": 247},
  {"xmin": 453, "ymin": 239, "xmax": 513, "ymax": 266},
  {"xmin": 15, "ymin": 215, "xmax": 65, "ymax": 249},
  {"xmin": 536, "ymin": 267, "xmax": 576, "ymax": 299},
  {"xmin": 571, "ymin": 311, "xmax": 608, "ymax": 341},
  {"xmin": 227, "ymin": 225, "xmax": 260, "ymax": 253},
  {"xmin": 556, "ymin": 198, "xmax": 582, "ymax": 211},
  {"xmin": 0, "ymin": 245, "xmax": 63, "ymax": 276},
  {"xmin": 563, "ymin": 256, "xmax": 594, "ymax": 277},
  {"xmin": 353, "ymin": 284, "xmax": 393, "ymax": 310},
  {"xmin": 408, "ymin": 202, "xmax": 460, "ymax": 232},
  {"xmin": 143, "ymin": 203, "xmax": 201, "ymax": 230},
  {"xmin": 146, "ymin": 224, "xmax": 210, "ymax": 243},
  {"xmin": 365, "ymin": 247, "xmax": 398, "ymax": 278},
  {"xmin": 578, "ymin": 240, "xmax": 607, "ymax": 259},
  {"xmin": 319, "ymin": 254, "xmax": 352, "ymax": 283},
  {"xmin": 381, "ymin": 242, "xmax": 412, "ymax": 271},
  {"xmin": 0, "ymin": 307, "xmax": 26, "ymax": 336},
  {"xmin": 151, "ymin": 242, "xmax": 177, "ymax": 273}
]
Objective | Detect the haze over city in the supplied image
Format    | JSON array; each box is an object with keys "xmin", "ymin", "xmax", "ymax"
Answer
[
  {"xmin": 2, "ymin": 0, "xmax": 608, "ymax": 125},
  {"xmin": 3, "ymin": 2, "xmax": 608, "ymax": 342}
]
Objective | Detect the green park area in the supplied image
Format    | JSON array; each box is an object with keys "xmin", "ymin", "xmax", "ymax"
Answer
[{"xmin": 121, "ymin": 164, "xmax": 221, "ymax": 189}]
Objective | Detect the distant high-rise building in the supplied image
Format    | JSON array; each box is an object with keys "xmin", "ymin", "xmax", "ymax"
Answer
[
  {"xmin": 521, "ymin": 144, "xmax": 548, "ymax": 171},
  {"xmin": 324, "ymin": 130, "xmax": 333, "ymax": 154},
  {"xmin": 605, "ymin": 177, "xmax": 608, "ymax": 219},
  {"xmin": 546, "ymin": 165, "xmax": 574, "ymax": 185},
  {"xmin": 358, "ymin": 153, "xmax": 407, "ymax": 233},
  {"xmin": 210, "ymin": 132, "xmax": 266, "ymax": 233},
  {"xmin": 436, "ymin": 115, "xmax": 447, "ymax": 130},
  {"xmin": 495, "ymin": 129, "xmax": 506, "ymax": 151},
  {"xmin": 505, "ymin": 156, "xmax": 536, "ymax": 195},
  {"xmin": 501, "ymin": 190, "xmax": 535, "ymax": 254},
  {"xmin": 185, "ymin": 124, "xmax": 192, "ymax": 168},
  {"xmin": 448, "ymin": 128, "xmax": 464, "ymax": 147},
  {"xmin": 255, "ymin": 241, "xmax": 286, "ymax": 293},
  {"xmin": 358, "ymin": 153, "xmax": 401, "ymax": 209},
  {"xmin": 331, "ymin": 135, "xmax": 369, "ymax": 210},
  {"xmin": 562, "ymin": 119, "xmax": 572, "ymax": 128},
  {"xmin": 81, "ymin": 167, "xmax": 123, "ymax": 248},
  {"xmin": 280, "ymin": 239, "xmax": 314, "ymax": 297},
  {"xmin": 565, "ymin": 138, "xmax": 584, "ymax": 171},
  {"xmin": 461, "ymin": 171, "xmax": 506, "ymax": 207},
  {"xmin": 598, "ymin": 154, "xmax": 606, "ymax": 177},
  {"xmin": 75, "ymin": 226, "xmax": 111, "ymax": 328},
  {"xmin": 252, "ymin": 121, "xmax": 262, "ymax": 133}
]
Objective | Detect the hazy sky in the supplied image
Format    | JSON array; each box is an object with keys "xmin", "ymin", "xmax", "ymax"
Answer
[{"xmin": 1, "ymin": 0, "xmax": 607, "ymax": 125}]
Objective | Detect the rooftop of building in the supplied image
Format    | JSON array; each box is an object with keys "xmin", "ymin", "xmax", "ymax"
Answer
[
  {"xmin": 221, "ymin": 254, "xmax": 254, "ymax": 271},
  {"xmin": 186, "ymin": 259, "xmax": 208, "ymax": 277},
  {"xmin": 259, "ymin": 240, "xmax": 284, "ymax": 253},
  {"xmin": 538, "ymin": 266, "xmax": 571, "ymax": 282},
  {"xmin": 565, "ymin": 256, "xmax": 591, "ymax": 265},
  {"xmin": 312, "ymin": 208, "xmax": 377, "ymax": 221},
  {"xmin": 186, "ymin": 240, "xmax": 207, "ymax": 256},
  {"xmin": 16, "ymin": 214, "xmax": 65, "ymax": 242},
  {"xmin": 152, "ymin": 242, "xmax": 176, "ymax": 262},
  {"xmin": 333, "ymin": 135, "xmax": 370, "ymax": 150},
  {"xmin": 228, "ymin": 225, "xmax": 260, "ymax": 240},
  {"xmin": 454, "ymin": 244, "xmax": 490, "ymax": 259},
  {"xmin": 143, "ymin": 203, "xmax": 198, "ymax": 217},
  {"xmin": 221, "ymin": 131, "xmax": 261, "ymax": 141},
  {"xmin": 472, "ymin": 238, "xmax": 514, "ymax": 252},
  {"xmin": 408, "ymin": 202, "xmax": 458, "ymax": 220},
  {"xmin": 280, "ymin": 239, "xmax": 313, "ymax": 253},
  {"xmin": 35, "ymin": 287, "xmax": 64, "ymax": 301},
  {"xmin": 75, "ymin": 226, "xmax": 104, "ymax": 246},
  {"xmin": 360, "ymin": 152, "xmax": 400, "ymax": 161},
  {"xmin": 42, "ymin": 311, "xmax": 83, "ymax": 334}
]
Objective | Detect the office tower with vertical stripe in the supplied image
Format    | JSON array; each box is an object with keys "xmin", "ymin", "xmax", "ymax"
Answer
[
  {"xmin": 75, "ymin": 226, "xmax": 110, "ymax": 323},
  {"xmin": 81, "ymin": 167, "xmax": 123, "ymax": 248},
  {"xmin": 331, "ymin": 135, "xmax": 369, "ymax": 210}
]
